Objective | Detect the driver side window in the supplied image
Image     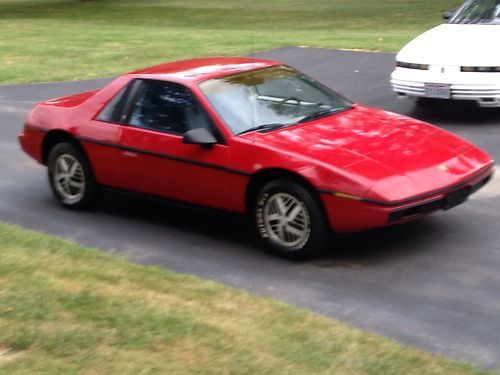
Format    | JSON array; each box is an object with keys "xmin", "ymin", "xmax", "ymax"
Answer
[{"xmin": 128, "ymin": 80, "xmax": 213, "ymax": 136}]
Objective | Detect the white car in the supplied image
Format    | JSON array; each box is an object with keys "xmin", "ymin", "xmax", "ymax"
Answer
[{"xmin": 391, "ymin": 0, "xmax": 500, "ymax": 107}]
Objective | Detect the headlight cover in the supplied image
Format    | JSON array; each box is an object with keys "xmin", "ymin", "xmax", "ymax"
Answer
[
  {"xmin": 461, "ymin": 66, "xmax": 500, "ymax": 73},
  {"xmin": 396, "ymin": 61, "xmax": 430, "ymax": 70}
]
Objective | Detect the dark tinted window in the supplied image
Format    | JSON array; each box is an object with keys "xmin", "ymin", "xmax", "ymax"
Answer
[
  {"xmin": 128, "ymin": 81, "xmax": 213, "ymax": 135},
  {"xmin": 96, "ymin": 80, "xmax": 139, "ymax": 124}
]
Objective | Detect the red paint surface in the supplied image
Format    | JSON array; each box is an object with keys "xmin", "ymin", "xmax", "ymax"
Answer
[{"xmin": 20, "ymin": 58, "xmax": 494, "ymax": 232}]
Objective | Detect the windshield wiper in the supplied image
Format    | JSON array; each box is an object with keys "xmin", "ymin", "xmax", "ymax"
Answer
[
  {"xmin": 298, "ymin": 106, "xmax": 352, "ymax": 124},
  {"xmin": 237, "ymin": 123, "xmax": 288, "ymax": 135}
]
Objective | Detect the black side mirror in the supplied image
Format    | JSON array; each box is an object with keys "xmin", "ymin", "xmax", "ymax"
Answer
[
  {"xmin": 443, "ymin": 8, "xmax": 456, "ymax": 21},
  {"xmin": 183, "ymin": 128, "xmax": 217, "ymax": 148}
]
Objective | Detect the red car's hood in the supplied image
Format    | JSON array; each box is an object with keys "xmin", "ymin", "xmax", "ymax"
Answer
[{"xmin": 248, "ymin": 105, "xmax": 492, "ymax": 202}]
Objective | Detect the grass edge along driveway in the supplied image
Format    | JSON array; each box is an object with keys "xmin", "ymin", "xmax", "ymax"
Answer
[
  {"xmin": 0, "ymin": 222, "xmax": 492, "ymax": 374},
  {"xmin": 0, "ymin": 0, "xmax": 463, "ymax": 84}
]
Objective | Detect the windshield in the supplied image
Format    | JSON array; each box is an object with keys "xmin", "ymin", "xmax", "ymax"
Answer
[
  {"xmin": 451, "ymin": 0, "xmax": 500, "ymax": 24},
  {"xmin": 198, "ymin": 66, "xmax": 351, "ymax": 135}
]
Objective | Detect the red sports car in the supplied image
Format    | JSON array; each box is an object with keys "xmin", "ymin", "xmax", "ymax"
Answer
[{"xmin": 19, "ymin": 57, "xmax": 494, "ymax": 258}]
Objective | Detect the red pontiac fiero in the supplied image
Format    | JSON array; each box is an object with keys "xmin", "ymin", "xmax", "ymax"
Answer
[{"xmin": 19, "ymin": 57, "xmax": 494, "ymax": 258}]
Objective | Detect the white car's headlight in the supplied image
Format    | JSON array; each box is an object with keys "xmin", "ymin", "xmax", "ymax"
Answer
[
  {"xmin": 396, "ymin": 61, "xmax": 430, "ymax": 70},
  {"xmin": 461, "ymin": 66, "xmax": 500, "ymax": 73}
]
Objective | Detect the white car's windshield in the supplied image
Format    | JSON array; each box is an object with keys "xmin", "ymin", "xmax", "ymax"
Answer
[
  {"xmin": 451, "ymin": 0, "xmax": 500, "ymax": 24},
  {"xmin": 199, "ymin": 66, "xmax": 351, "ymax": 135}
]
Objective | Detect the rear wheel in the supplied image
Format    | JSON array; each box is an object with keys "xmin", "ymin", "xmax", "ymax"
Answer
[
  {"xmin": 254, "ymin": 180, "xmax": 329, "ymax": 259},
  {"xmin": 47, "ymin": 142, "xmax": 99, "ymax": 209}
]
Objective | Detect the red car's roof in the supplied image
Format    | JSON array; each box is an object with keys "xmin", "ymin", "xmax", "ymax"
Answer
[{"xmin": 127, "ymin": 57, "xmax": 281, "ymax": 82}]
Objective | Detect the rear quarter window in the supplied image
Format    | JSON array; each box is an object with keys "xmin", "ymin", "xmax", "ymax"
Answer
[{"xmin": 96, "ymin": 80, "xmax": 139, "ymax": 124}]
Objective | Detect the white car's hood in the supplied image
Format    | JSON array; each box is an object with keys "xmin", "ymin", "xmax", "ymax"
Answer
[{"xmin": 397, "ymin": 24, "xmax": 500, "ymax": 66}]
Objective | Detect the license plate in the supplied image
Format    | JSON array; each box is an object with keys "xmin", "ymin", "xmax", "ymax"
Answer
[
  {"xmin": 444, "ymin": 187, "xmax": 470, "ymax": 210},
  {"xmin": 424, "ymin": 84, "xmax": 451, "ymax": 99}
]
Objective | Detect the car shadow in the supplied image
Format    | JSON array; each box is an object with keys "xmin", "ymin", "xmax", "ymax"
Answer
[
  {"xmin": 97, "ymin": 191, "xmax": 261, "ymax": 248},
  {"xmin": 312, "ymin": 218, "xmax": 444, "ymax": 267},
  {"xmin": 407, "ymin": 100, "xmax": 500, "ymax": 127},
  {"xmin": 96, "ymin": 190, "xmax": 444, "ymax": 265}
]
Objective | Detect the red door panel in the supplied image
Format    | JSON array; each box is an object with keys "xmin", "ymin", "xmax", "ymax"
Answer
[
  {"xmin": 118, "ymin": 126, "xmax": 246, "ymax": 212},
  {"xmin": 78, "ymin": 120, "xmax": 123, "ymax": 187}
]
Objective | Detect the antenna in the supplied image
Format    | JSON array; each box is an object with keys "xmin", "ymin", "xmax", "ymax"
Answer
[
  {"xmin": 251, "ymin": 35, "xmax": 255, "ymax": 127},
  {"xmin": 251, "ymin": 81, "xmax": 255, "ymax": 130}
]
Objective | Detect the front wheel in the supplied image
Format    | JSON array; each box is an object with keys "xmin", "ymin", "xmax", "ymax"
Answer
[
  {"xmin": 254, "ymin": 180, "xmax": 329, "ymax": 259},
  {"xmin": 47, "ymin": 142, "xmax": 99, "ymax": 209}
]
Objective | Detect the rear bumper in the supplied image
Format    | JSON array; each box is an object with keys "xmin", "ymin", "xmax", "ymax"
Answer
[
  {"xmin": 321, "ymin": 166, "xmax": 494, "ymax": 233},
  {"xmin": 19, "ymin": 125, "xmax": 46, "ymax": 164},
  {"xmin": 391, "ymin": 68, "xmax": 500, "ymax": 107}
]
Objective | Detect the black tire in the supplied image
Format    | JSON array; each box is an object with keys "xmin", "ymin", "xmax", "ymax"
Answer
[
  {"xmin": 253, "ymin": 180, "xmax": 329, "ymax": 260},
  {"xmin": 47, "ymin": 142, "xmax": 99, "ymax": 209}
]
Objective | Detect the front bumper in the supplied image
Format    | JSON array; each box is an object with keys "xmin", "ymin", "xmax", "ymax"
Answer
[
  {"xmin": 387, "ymin": 171, "xmax": 492, "ymax": 222},
  {"xmin": 391, "ymin": 67, "xmax": 500, "ymax": 107},
  {"xmin": 320, "ymin": 166, "xmax": 494, "ymax": 233}
]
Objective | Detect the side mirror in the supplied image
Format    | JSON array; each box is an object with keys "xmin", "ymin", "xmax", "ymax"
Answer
[
  {"xmin": 443, "ymin": 8, "xmax": 456, "ymax": 21},
  {"xmin": 183, "ymin": 128, "xmax": 217, "ymax": 148}
]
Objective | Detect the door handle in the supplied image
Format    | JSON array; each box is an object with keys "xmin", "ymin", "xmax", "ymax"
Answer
[{"xmin": 123, "ymin": 150, "xmax": 138, "ymax": 157}]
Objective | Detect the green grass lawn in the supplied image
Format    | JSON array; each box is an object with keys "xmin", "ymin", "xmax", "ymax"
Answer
[
  {"xmin": 0, "ymin": 0, "xmax": 462, "ymax": 84},
  {"xmin": 0, "ymin": 222, "xmax": 492, "ymax": 374}
]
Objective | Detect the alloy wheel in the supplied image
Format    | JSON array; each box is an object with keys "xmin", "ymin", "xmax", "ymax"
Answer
[
  {"xmin": 53, "ymin": 153, "xmax": 86, "ymax": 204},
  {"xmin": 262, "ymin": 192, "xmax": 310, "ymax": 248}
]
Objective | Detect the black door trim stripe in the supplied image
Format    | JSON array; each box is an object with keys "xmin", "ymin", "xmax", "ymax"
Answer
[
  {"xmin": 76, "ymin": 135, "xmax": 252, "ymax": 177},
  {"xmin": 27, "ymin": 125, "xmax": 493, "ymax": 208}
]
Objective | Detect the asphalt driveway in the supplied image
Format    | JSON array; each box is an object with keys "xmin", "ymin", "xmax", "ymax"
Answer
[{"xmin": 1, "ymin": 47, "xmax": 500, "ymax": 369}]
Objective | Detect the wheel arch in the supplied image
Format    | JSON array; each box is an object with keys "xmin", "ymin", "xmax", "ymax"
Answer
[
  {"xmin": 245, "ymin": 168, "xmax": 327, "ymax": 216},
  {"xmin": 42, "ymin": 130, "xmax": 84, "ymax": 165}
]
